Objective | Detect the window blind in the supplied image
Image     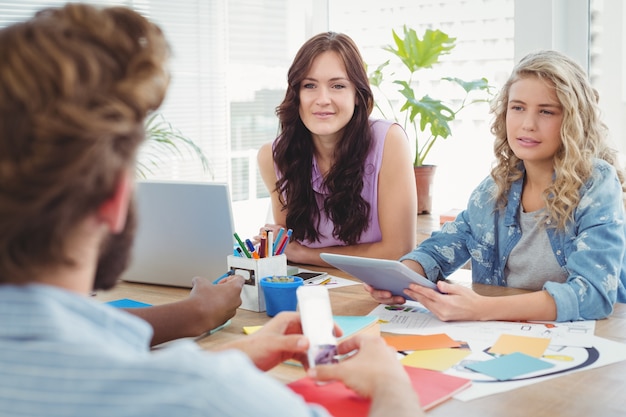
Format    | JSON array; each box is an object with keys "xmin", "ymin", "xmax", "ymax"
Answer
[
  {"xmin": 0, "ymin": 0, "xmax": 310, "ymax": 201},
  {"xmin": 3, "ymin": 1, "xmax": 622, "ymax": 230}
]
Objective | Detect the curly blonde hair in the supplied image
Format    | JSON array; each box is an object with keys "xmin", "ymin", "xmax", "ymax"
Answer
[
  {"xmin": 0, "ymin": 4, "xmax": 169, "ymax": 282},
  {"xmin": 489, "ymin": 50, "xmax": 625, "ymax": 230}
]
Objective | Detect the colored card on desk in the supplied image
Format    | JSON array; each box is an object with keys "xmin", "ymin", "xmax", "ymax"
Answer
[
  {"xmin": 384, "ymin": 333, "xmax": 460, "ymax": 351},
  {"xmin": 334, "ymin": 315, "xmax": 380, "ymax": 341},
  {"xmin": 488, "ymin": 334, "xmax": 551, "ymax": 358},
  {"xmin": 288, "ymin": 366, "xmax": 471, "ymax": 413},
  {"xmin": 465, "ymin": 352, "xmax": 554, "ymax": 381},
  {"xmin": 106, "ymin": 298, "xmax": 152, "ymax": 308},
  {"xmin": 401, "ymin": 348, "xmax": 471, "ymax": 371}
]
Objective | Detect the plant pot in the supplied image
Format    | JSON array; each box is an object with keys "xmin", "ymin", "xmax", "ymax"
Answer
[{"xmin": 414, "ymin": 165, "xmax": 436, "ymax": 214}]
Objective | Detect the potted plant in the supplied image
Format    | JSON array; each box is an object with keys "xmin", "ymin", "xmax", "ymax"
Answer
[
  {"xmin": 368, "ymin": 26, "xmax": 493, "ymax": 213},
  {"xmin": 138, "ymin": 112, "xmax": 212, "ymax": 179}
]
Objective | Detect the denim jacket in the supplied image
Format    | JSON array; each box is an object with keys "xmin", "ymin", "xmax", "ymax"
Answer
[{"xmin": 401, "ymin": 159, "xmax": 626, "ymax": 321}]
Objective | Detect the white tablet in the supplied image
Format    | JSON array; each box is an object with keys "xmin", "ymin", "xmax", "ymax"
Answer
[{"xmin": 320, "ymin": 253, "xmax": 439, "ymax": 298}]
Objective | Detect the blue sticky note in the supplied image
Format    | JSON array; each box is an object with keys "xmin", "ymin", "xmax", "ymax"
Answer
[
  {"xmin": 465, "ymin": 352, "xmax": 555, "ymax": 380},
  {"xmin": 334, "ymin": 315, "xmax": 378, "ymax": 339},
  {"xmin": 106, "ymin": 298, "xmax": 152, "ymax": 308}
]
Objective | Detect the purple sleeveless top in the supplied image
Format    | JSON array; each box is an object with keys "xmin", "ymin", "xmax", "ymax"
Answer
[{"xmin": 275, "ymin": 119, "xmax": 394, "ymax": 248}]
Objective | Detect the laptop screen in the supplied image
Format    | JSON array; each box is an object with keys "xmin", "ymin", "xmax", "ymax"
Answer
[{"xmin": 121, "ymin": 180, "xmax": 235, "ymax": 288}]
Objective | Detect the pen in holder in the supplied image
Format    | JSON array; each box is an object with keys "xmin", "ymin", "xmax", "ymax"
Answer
[{"xmin": 226, "ymin": 254, "xmax": 287, "ymax": 312}]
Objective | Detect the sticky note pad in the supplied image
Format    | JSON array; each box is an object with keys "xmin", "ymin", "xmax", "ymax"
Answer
[
  {"xmin": 488, "ymin": 334, "xmax": 551, "ymax": 358},
  {"xmin": 465, "ymin": 352, "xmax": 554, "ymax": 380},
  {"xmin": 106, "ymin": 298, "xmax": 152, "ymax": 308},
  {"xmin": 243, "ymin": 325, "xmax": 263, "ymax": 335},
  {"xmin": 384, "ymin": 333, "xmax": 460, "ymax": 351},
  {"xmin": 401, "ymin": 348, "xmax": 471, "ymax": 371}
]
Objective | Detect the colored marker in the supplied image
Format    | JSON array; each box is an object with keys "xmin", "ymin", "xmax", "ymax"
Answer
[
  {"xmin": 272, "ymin": 228, "xmax": 285, "ymax": 254},
  {"xmin": 267, "ymin": 230, "xmax": 274, "ymax": 256},
  {"xmin": 233, "ymin": 232, "xmax": 251, "ymax": 258},
  {"xmin": 259, "ymin": 236, "xmax": 267, "ymax": 258},
  {"xmin": 276, "ymin": 228, "xmax": 292, "ymax": 255},
  {"xmin": 244, "ymin": 238, "xmax": 261, "ymax": 259},
  {"xmin": 244, "ymin": 239, "xmax": 261, "ymax": 259}
]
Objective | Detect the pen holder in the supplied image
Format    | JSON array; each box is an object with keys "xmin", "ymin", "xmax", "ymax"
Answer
[{"xmin": 227, "ymin": 254, "xmax": 287, "ymax": 312}]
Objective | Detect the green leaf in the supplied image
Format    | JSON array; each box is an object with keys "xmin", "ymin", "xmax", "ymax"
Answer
[
  {"xmin": 442, "ymin": 77, "xmax": 491, "ymax": 93},
  {"xmin": 369, "ymin": 26, "xmax": 494, "ymax": 166},
  {"xmin": 394, "ymin": 81, "xmax": 453, "ymax": 137},
  {"xmin": 384, "ymin": 26, "xmax": 456, "ymax": 72},
  {"xmin": 138, "ymin": 113, "xmax": 212, "ymax": 178},
  {"xmin": 368, "ymin": 60, "xmax": 390, "ymax": 87}
]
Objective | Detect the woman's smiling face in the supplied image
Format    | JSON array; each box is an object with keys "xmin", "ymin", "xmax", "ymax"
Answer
[{"xmin": 298, "ymin": 50, "xmax": 357, "ymax": 142}]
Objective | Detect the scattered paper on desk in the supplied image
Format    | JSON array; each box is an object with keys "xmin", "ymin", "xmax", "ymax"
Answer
[
  {"xmin": 384, "ymin": 333, "xmax": 460, "ymax": 351},
  {"xmin": 488, "ymin": 334, "xmax": 551, "ymax": 358},
  {"xmin": 465, "ymin": 352, "xmax": 554, "ymax": 381},
  {"xmin": 327, "ymin": 275, "xmax": 362, "ymax": 288},
  {"xmin": 454, "ymin": 335, "xmax": 626, "ymax": 401},
  {"xmin": 296, "ymin": 268, "xmax": 360, "ymax": 289},
  {"xmin": 367, "ymin": 302, "xmax": 596, "ymax": 348},
  {"xmin": 401, "ymin": 348, "xmax": 471, "ymax": 371}
]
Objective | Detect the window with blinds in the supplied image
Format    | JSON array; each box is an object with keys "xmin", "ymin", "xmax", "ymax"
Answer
[
  {"xmin": 0, "ymin": 0, "xmax": 313, "ymax": 236},
  {"xmin": 590, "ymin": 0, "xmax": 626, "ymax": 162},
  {"xmin": 2, "ymin": 1, "xmax": 623, "ymax": 231}
]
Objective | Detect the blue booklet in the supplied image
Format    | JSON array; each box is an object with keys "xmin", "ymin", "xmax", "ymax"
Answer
[{"xmin": 106, "ymin": 298, "xmax": 152, "ymax": 308}]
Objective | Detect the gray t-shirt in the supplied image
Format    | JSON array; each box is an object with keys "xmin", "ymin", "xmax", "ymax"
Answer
[{"xmin": 505, "ymin": 209, "xmax": 568, "ymax": 290}]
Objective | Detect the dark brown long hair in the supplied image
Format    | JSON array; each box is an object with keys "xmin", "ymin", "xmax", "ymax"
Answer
[
  {"xmin": 0, "ymin": 4, "xmax": 169, "ymax": 282},
  {"xmin": 274, "ymin": 32, "xmax": 374, "ymax": 244}
]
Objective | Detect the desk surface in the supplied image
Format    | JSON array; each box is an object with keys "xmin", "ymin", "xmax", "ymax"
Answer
[{"xmin": 96, "ymin": 214, "xmax": 626, "ymax": 417}]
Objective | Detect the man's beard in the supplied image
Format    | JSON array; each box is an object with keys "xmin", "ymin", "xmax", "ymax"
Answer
[{"xmin": 93, "ymin": 200, "xmax": 137, "ymax": 291}]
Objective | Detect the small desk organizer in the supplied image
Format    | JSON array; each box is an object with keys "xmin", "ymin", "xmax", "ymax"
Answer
[{"xmin": 226, "ymin": 254, "xmax": 287, "ymax": 312}]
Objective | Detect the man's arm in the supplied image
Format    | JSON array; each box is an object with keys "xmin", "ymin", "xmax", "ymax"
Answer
[{"xmin": 129, "ymin": 275, "xmax": 244, "ymax": 346}]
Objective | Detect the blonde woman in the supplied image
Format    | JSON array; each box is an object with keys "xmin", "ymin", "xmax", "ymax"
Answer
[{"xmin": 368, "ymin": 50, "xmax": 626, "ymax": 322}]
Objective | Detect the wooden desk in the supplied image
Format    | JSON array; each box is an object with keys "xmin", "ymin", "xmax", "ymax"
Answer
[
  {"xmin": 97, "ymin": 273, "xmax": 626, "ymax": 417},
  {"xmin": 96, "ymin": 215, "xmax": 626, "ymax": 416}
]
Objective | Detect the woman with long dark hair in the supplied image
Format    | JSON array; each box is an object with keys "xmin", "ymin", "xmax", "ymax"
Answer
[{"xmin": 258, "ymin": 32, "xmax": 417, "ymax": 266}]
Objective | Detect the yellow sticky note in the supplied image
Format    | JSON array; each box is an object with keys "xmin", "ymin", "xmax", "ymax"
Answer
[
  {"xmin": 401, "ymin": 348, "xmax": 471, "ymax": 371},
  {"xmin": 242, "ymin": 325, "xmax": 262, "ymax": 335},
  {"xmin": 488, "ymin": 334, "xmax": 551, "ymax": 358}
]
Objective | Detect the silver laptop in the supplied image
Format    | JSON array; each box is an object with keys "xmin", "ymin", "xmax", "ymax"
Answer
[{"xmin": 121, "ymin": 180, "xmax": 235, "ymax": 288}]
